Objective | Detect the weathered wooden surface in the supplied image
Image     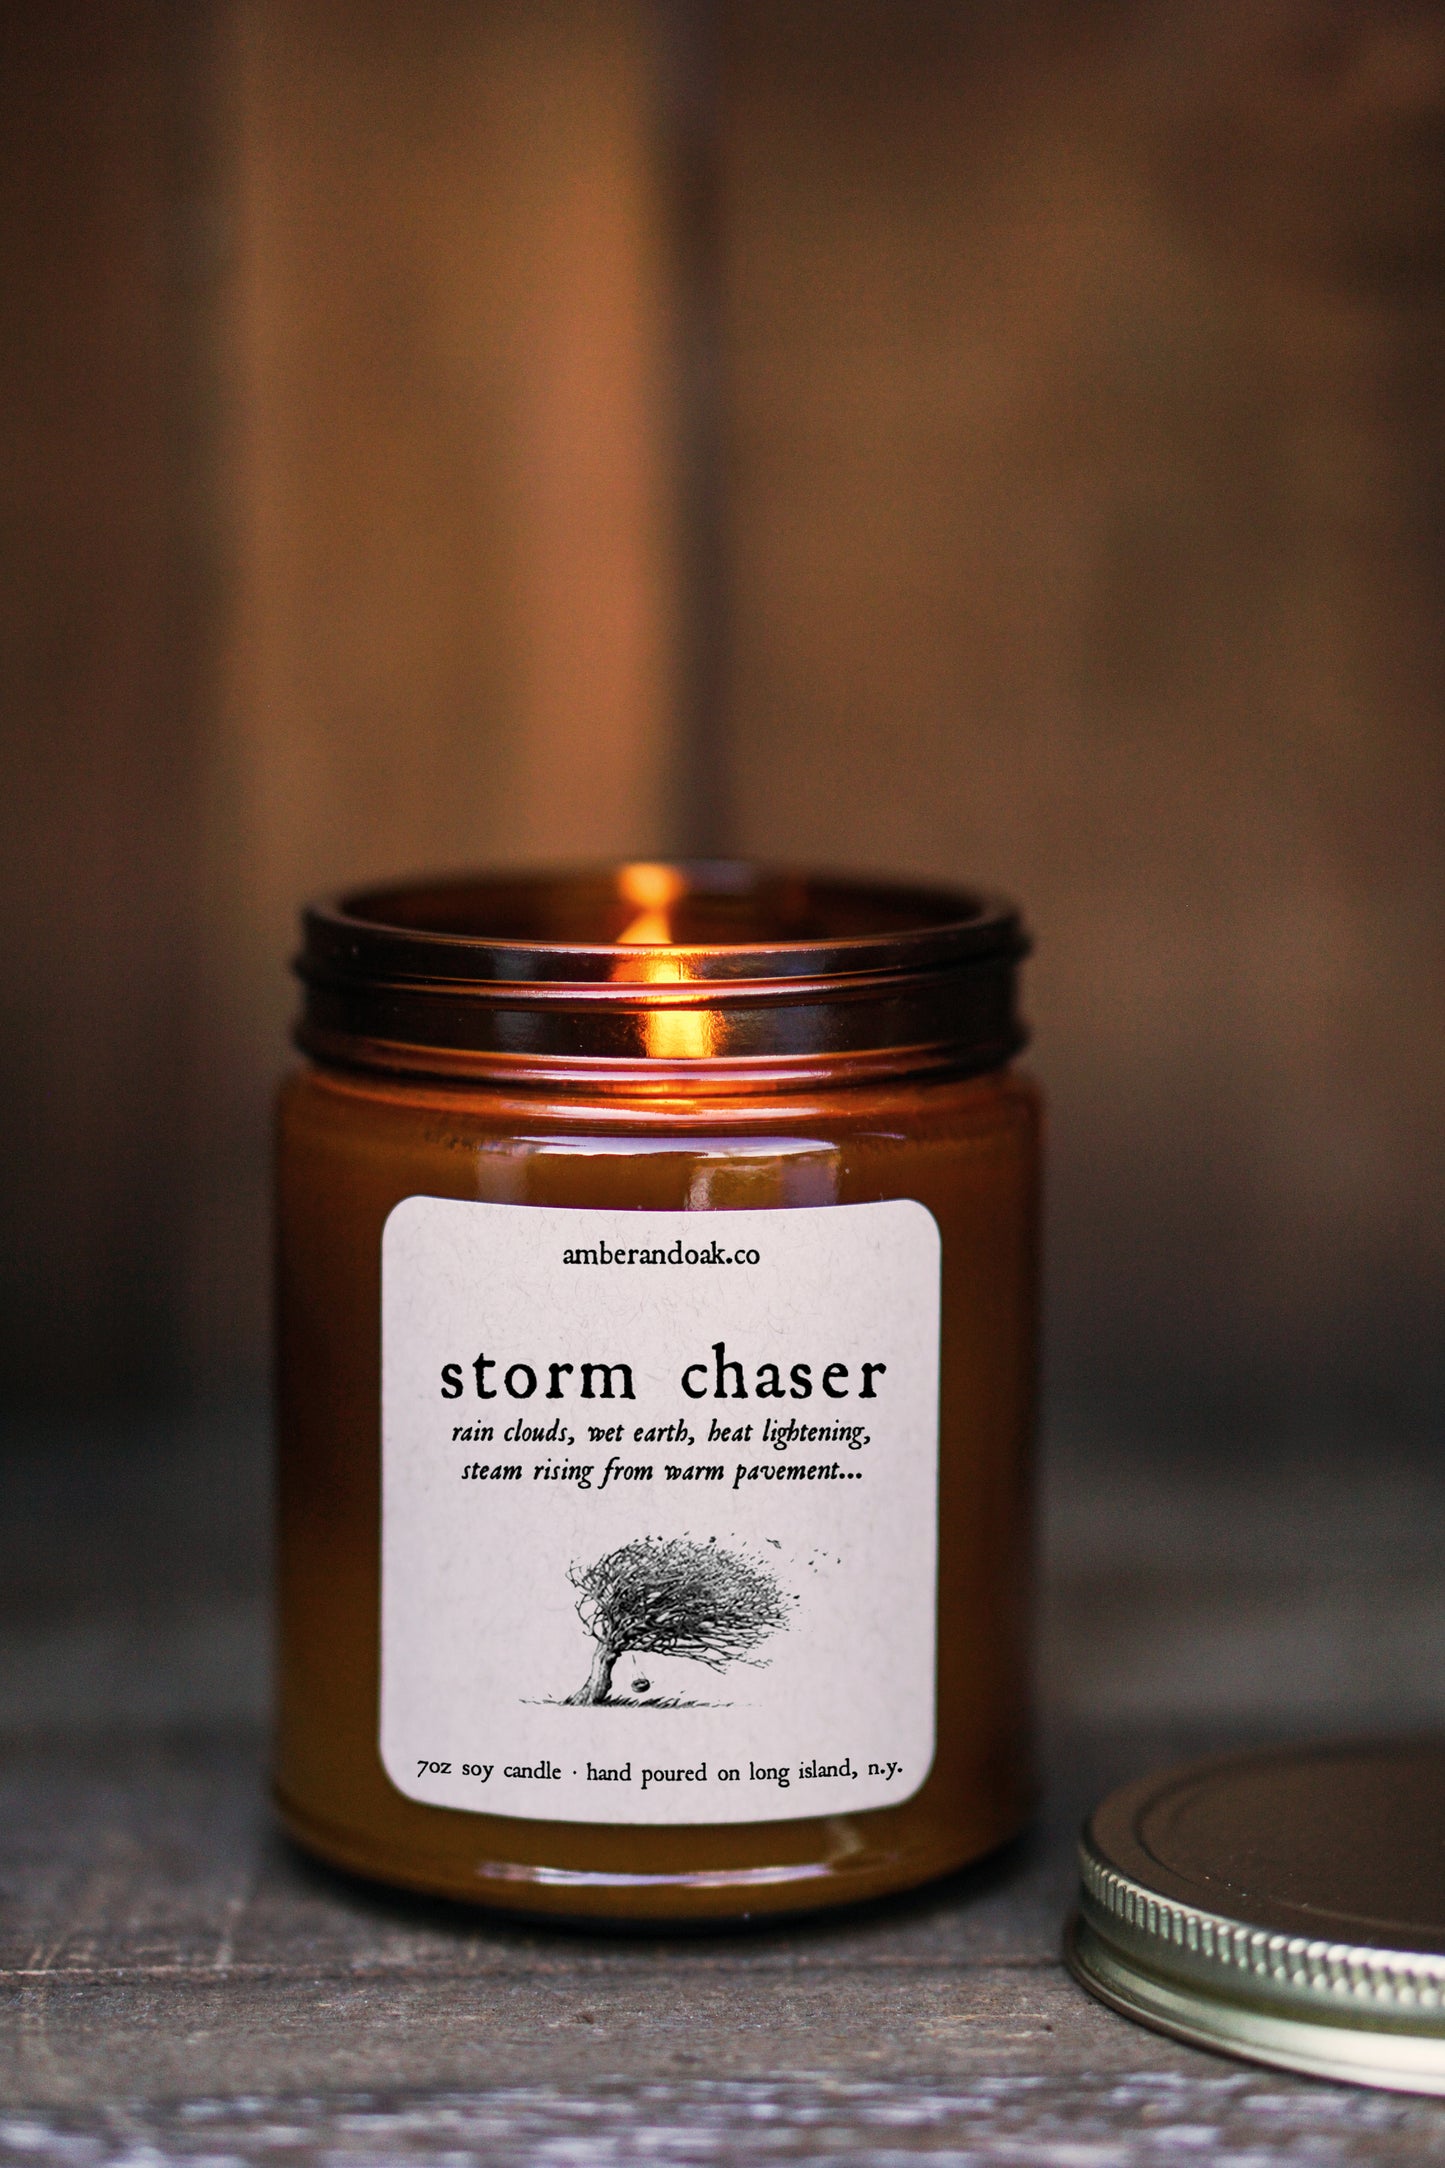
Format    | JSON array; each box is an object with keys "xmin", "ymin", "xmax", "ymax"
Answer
[
  {"xmin": 5, "ymin": 1722, "xmax": 1445, "ymax": 2158},
  {"xmin": 8, "ymin": 2074, "xmax": 1445, "ymax": 2165},
  {"xmin": 0, "ymin": 1720, "xmax": 1394, "ymax": 2127},
  {"xmin": 3, "ymin": 1419, "xmax": 1445, "ymax": 2156}
]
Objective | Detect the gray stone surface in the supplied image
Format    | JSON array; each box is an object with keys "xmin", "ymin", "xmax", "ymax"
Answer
[{"xmin": 2, "ymin": 1412, "xmax": 1443, "ymax": 2158}]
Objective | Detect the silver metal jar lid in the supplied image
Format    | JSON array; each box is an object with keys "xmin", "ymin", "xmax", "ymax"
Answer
[{"xmin": 1068, "ymin": 1740, "xmax": 1445, "ymax": 2095}]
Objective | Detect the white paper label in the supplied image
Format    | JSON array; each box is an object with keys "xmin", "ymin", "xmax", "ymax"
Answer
[{"xmin": 380, "ymin": 1197, "xmax": 940, "ymax": 1824}]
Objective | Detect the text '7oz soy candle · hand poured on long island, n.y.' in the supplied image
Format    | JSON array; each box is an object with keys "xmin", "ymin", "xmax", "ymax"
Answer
[{"xmin": 274, "ymin": 862, "xmax": 1040, "ymax": 1922}]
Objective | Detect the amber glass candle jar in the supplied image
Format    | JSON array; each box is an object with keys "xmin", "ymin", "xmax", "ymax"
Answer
[{"xmin": 275, "ymin": 863, "xmax": 1039, "ymax": 1922}]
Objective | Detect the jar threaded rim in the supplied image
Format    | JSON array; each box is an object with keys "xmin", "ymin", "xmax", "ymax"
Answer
[{"xmin": 295, "ymin": 861, "xmax": 1029, "ymax": 1087}]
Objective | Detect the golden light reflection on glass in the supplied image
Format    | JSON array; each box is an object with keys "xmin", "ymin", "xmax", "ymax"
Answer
[{"xmin": 613, "ymin": 861, "xmax": 714, "ymax": 1056}]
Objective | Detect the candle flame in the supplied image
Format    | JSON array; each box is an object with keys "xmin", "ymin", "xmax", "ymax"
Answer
[
  {"xmin": 616, "ymin": 861, "xmax": 686, "ymax": 947},
  {"xmin": 611, "ymin": 863, "xmax": 713, "ymax": 1057},
  {"xmin": 618, "ymin": 907, "xmax": 672, "ymax": 944}
]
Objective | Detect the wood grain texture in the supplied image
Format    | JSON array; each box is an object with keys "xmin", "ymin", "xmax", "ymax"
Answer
[
  {"xmin": 3, "ymin": 1417, "xmax": 1445, "ymax": 2144},
  {"xmin": 0, "ymin": 0, "xmax": 682, "ymax": 1399},
  {"xmin": 721, "ymin": 0, "xmax": 1445, "ymax": 1437},
  {"xmin": 0, "ymin": 2, "xmax": 218, "ymax": 1403},
  {"xmin": 4, "ymin": 0, "xmax": 1445, "ymax": 1440},
  {"xmin": 191, "ymin": 0, "xmax": 682, "ymax": 1382},
  {"xmin": 220, "ymin": 0, "xmax": 677, "ymax": 905},
  {"xmin": 2, "ymin": 1723, "xmax": 1444, "ymax": 2150},
  {"xmin": 0, "ymin": 1720, "xmax": 1314, "ymax": 2092},
  {"xmin": 6, "ymin": 2074, "xmax": 1445, "ymax": 2165}
]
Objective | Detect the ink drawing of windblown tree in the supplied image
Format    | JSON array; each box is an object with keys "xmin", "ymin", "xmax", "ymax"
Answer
[{"xmin": 565, "ymin": 1536, "xmax": 791, "ymax": 1705}]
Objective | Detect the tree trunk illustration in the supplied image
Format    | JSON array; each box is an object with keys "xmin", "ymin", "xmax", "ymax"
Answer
[
  {"xmin": 565, "ymin": 1642, "xmax": 620, "ymax": 1705},
  {"xmin": 562, "ymin": 1537, "xmax": 793, "ymax": 1706}
]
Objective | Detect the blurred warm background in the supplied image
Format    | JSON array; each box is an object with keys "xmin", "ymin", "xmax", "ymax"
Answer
[{"xmin": 6, "ymin": 0, "xmax": 1445, "ymax": 1471}]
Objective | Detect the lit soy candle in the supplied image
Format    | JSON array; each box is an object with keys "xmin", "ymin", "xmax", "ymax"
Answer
[{"xmin": 275, "ymin": 863, "xmax": 1039, "ymax": 1920}]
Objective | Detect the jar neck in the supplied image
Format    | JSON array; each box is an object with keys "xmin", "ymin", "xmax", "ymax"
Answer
[{"xmin": 294, "ymin": 863, "xmax": 1030, "ymax": 1091}]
